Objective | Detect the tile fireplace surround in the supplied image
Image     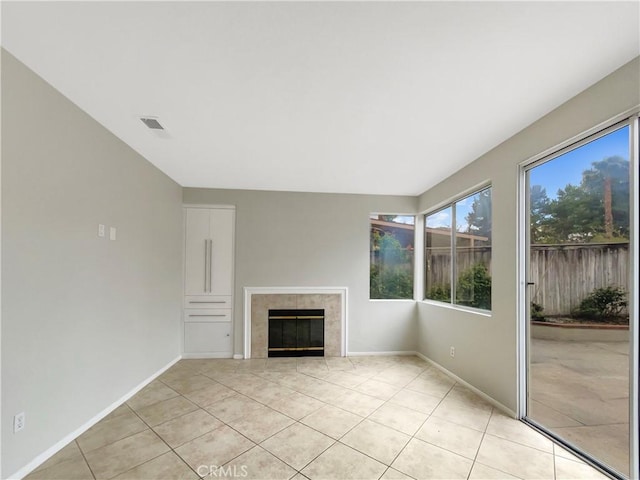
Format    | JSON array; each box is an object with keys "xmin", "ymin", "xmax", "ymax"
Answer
[{"xmin": 243, "ymin": 288, "xmax": 347, "ymax": 359}]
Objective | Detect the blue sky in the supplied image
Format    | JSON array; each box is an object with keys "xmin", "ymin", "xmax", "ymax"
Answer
[
  {"xmin": 370, "ymin": 214, "xmax": 415, "ymax": 225},
  {"xmin": 425, "ymin": 195, "xmax": 478, "ymax": 231},
  {"xmin": 529, "ymin": 126, "xmax": 630, "ymax": 199}
]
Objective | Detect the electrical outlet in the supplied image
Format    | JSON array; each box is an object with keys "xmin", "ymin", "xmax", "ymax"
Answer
[
  {"xmin": 98, "ymin": 224, "xmax": 105, "ymax": 238},
  {"xmin": 450, "ymin": 346, "xmax": 455, "ymax": 358},
  {"xmin": 14, "ymin": 412, "xmax": 25, "ymax": 433}
]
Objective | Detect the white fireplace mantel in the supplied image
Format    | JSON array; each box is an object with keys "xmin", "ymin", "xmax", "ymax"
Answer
[{"xmin": 243, "ymin": 286, "xmax": 348, "ymax": 359}]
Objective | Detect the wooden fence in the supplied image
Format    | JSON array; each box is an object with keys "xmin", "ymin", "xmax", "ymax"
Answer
[
  {"xmin": 425, "ymin": 246, "xmax": 491, "ymax": 288},
  {"xmin": 529, "ymin": 243, "xmax": 628, "ymax": 315},
  {"xmin": 426, "ymin": 243, "xmax": 629, "ymax": 315}
]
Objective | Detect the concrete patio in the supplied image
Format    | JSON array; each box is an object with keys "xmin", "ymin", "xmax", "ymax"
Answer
[{"xmin": 530, "ymin": 337, "xmax": 630, "ymax": 476}]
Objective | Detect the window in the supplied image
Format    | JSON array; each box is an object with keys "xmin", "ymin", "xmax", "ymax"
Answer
[
  {"xmin": 424, "ymin": 187, "xmax": 492, "ymax": 310},
  {"xmin": 370, "ymin": 215, "xmax": 415, "ymax": 299}
]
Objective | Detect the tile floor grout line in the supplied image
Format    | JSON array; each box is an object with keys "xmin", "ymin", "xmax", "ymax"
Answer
[
  {"xmin": 297, "ymin": 408, "xmax": 362, "ymax": 443},
  {"xmin": 472, "ymin": 407, "xmax": 546, "ymax": 480},
  {"xmin": 170, "ymin": 441, "xmax": 211, "ymax": 479},
  {"xmin": 74, "ymin": 440, "xmax": 98, "ymax": 480},
  {"xmin": 472, "ymin": 459, "xmax": 527, "ymax": 480},
  {"xmin": 77, "ymin": 420, "xmax": 166, "ymax": 475},
  {"xmin": 265, "ymin": 424, "xmax": 338, "ymax": 476},
  {"xmin": 125, "ymin": 393, "xmax": 204, "ymax": 480},
  {"xmin": 134, "ymin": 396, "xmax": 202, "ymax": 428},
  {"xmin": 481, "ymin": 430, "xmax": 558, "ymax": 456},
  {"xmin": 259, "ymin": 362, "xmax": 430, "ymax": 474},
  {"xmin": 466, "ymin": 407, "xmax": 493, "ymax": 480},
  {"xmin": 230, "ymin": 359, "xmax": 419, "ymax": 476},
  {"xmin": 125, "ymin": 388, "xmax": 182, "ymax": 411},
  {"xmin": 370, "ymin": 387, "xmax": 441, "ymax": 478},
  {"xmin": 382, "ymin": 379, "xmax": 467, "ymax": 479}
]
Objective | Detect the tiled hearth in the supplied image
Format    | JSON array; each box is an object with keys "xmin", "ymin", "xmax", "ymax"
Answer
[{"xmin": 244, "ymin": 288, "xmax": 347, "ymax": 359}]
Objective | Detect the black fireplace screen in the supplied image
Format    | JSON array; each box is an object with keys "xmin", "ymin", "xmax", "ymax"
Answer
[{"xmin": 268, "ymin": 309, "xmax": 325, "ymax": 357}]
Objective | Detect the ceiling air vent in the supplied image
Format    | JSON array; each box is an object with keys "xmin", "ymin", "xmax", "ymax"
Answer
[{"xmin": 140, "ymin": 117, "xmax": 164, "ymax": 130}]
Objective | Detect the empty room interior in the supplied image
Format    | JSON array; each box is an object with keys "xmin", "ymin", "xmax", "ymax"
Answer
[{"xmin": 1, "ymin": 2, "xmax": 639, "ymax": 480}]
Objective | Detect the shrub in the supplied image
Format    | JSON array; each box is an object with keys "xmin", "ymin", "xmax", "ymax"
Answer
[
  {"xmin": 426, "ymin": 283, "xmax": 451, "ymax": 302},
  {"xmin": 531, "ymin": 302, "xmax": 545, "ymax": 321},
  {"xmin": 370, "ymin": 264, "xmax": 413, "ymax": 299},
  {"xmin": 456, "ymin": 263, "xmax": 491, "ymax": 310},
  {"xmin": 573, "ymin": 286, "xmax": 627, "ymax": 320}
]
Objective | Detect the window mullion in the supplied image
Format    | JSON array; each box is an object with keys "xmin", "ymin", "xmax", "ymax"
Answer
[{"xmin": 451, "ymin": 204, "xmax": 456, "ymax": 304}]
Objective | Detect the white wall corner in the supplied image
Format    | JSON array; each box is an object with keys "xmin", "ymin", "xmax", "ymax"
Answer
[{"xmin": 414, "ymin": 352, "xmax": 517, "ymax": 418}]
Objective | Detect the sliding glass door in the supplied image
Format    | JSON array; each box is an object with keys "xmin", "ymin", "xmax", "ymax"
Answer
[{"xmin": 524, "ymin": 120, "xmax": 636, "ymax": 478}]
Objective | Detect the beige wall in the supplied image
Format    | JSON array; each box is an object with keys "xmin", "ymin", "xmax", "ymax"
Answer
[
  {"xmin": 183, "ymin": 188, "xmax": 418, "ymax": 356},
  {"xmin": 1, "ymin": 50, "xmax": 184, "ymax": 477},
  {"xmin": 416, "ymin": 57, "xmax": 640, "ymax": 412}
]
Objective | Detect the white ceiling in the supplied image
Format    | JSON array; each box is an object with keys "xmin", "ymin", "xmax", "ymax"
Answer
[{"xmin": 2, "ymin": 2, "xmax": 639, "ymax": 196}]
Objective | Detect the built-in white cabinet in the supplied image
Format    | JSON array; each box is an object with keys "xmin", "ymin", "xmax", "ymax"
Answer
[
  {"xmin": 183, "ymin": 206, "xmax": 235, "ymax": 357},
  {"xmin": 184, "ymin": 322, "xmax": 232, "ymax": 354},
  {"xmin": 184, "ymin": 207, "xmax": 234, "ymax": 296}
]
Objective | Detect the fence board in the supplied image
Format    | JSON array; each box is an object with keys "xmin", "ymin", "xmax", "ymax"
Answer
[
  {"xmin": 425, "ymin": 243, "xmax": 629, "ymax": 315},
  {"xmin": 529, "ymin": 243, "xmax": 628, "ymax": 315}
]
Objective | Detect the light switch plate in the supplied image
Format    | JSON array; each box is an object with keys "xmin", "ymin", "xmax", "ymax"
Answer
[
  {"xmin": 109, "ymin": 227, "xmax": 117, "ymax": 241},
  {"xmin": 98, "ymin": 224, "xmax": 105, "ymax": 237}
]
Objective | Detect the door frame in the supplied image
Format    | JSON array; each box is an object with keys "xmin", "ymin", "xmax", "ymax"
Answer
[{"xmin": 516, "ymin": 108, "xmax": 639, "ymax": 479}]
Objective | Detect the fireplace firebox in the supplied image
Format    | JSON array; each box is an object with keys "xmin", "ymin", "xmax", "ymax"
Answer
[{"xmin": 268, "ymin": 309, "xmax": 324, "ymax": 357}]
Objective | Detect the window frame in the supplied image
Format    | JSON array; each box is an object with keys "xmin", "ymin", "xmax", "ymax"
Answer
[{"xmin": 423, "ymin": 185, "xmax": 493, "ymax": 313}]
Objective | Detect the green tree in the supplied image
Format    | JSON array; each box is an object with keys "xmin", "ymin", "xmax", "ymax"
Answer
[
  {"xmin": 530, "ymin": 185, "xmax": 551, "ymax": 244},
  {"xmin": 581, "ymin": 156, "xmax": 629, "ymax": 239},
  {"xmin": 540, "ymin": 156, "xmax": 629, "ymax": 243},
  {"xmin": 547, "ymin": 184, "xmax": 600, "ymax": 242},
  {"xmin": 465, "ymin": 189, "xmax": 492, "ymax": 239}
]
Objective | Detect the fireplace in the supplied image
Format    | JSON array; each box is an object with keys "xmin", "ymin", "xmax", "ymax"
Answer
[
  {"xmin": 268, "ymin": 309, "xmax": 325, "ymax": 357},
  {"xmin": 244, "ymin": 288, "xmax": 346, "ymax": 359}
]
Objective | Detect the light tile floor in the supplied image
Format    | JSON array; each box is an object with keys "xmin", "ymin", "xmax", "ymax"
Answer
[{"xmin": 26, "ymin": 356, "xmax": 609, "ymax": 480}]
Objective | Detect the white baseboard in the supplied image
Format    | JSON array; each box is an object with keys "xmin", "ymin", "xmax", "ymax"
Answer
[
  {"xmin": 347, "ymin": 350, "xmax": 417, "ymax": 357},
  {"xmin": 181, "ymin": 353, "xmax": 233, "ymax": 359},
  {"xmin": 414, "ymin": 352, "xmax": 516, "ymax": 418},
  {"xmin": 9, "ymin": 355, "xmax": 181, "ymax": 480},
  {"xmin": 233, "ymin": 354, "xmax": 244, "ymax": 360}
]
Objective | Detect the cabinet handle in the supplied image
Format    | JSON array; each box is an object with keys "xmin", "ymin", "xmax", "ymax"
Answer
[
  {"xmin": 208, "ymin": 239, "xmax": 213, "ymax": 292},
  {"xmin": 189, "ymin": 301, "xmax": 226, "ymax": 304},
  {"xmin": 205, "ymin": 239, "xmax": 212, "ymax": 293},
  {"xmin": 203, "ymin": 239, "xmax": 209, "ymax": 292},
  {"xmin": 188, "ymin": 313, "xmax": 227, "ymax": 317}
]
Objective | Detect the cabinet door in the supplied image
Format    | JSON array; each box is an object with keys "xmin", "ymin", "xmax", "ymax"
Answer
[
  {"xmin": 184, "ymin": 208, "xmax": 211, "ymax": 295},
  {"xmin": 184, "ymin": 322, "xmax": 232, "ymax": 354},
  {"xmin": 209, "ymin": 209, "xmax": 234, "ymax": 296}
]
